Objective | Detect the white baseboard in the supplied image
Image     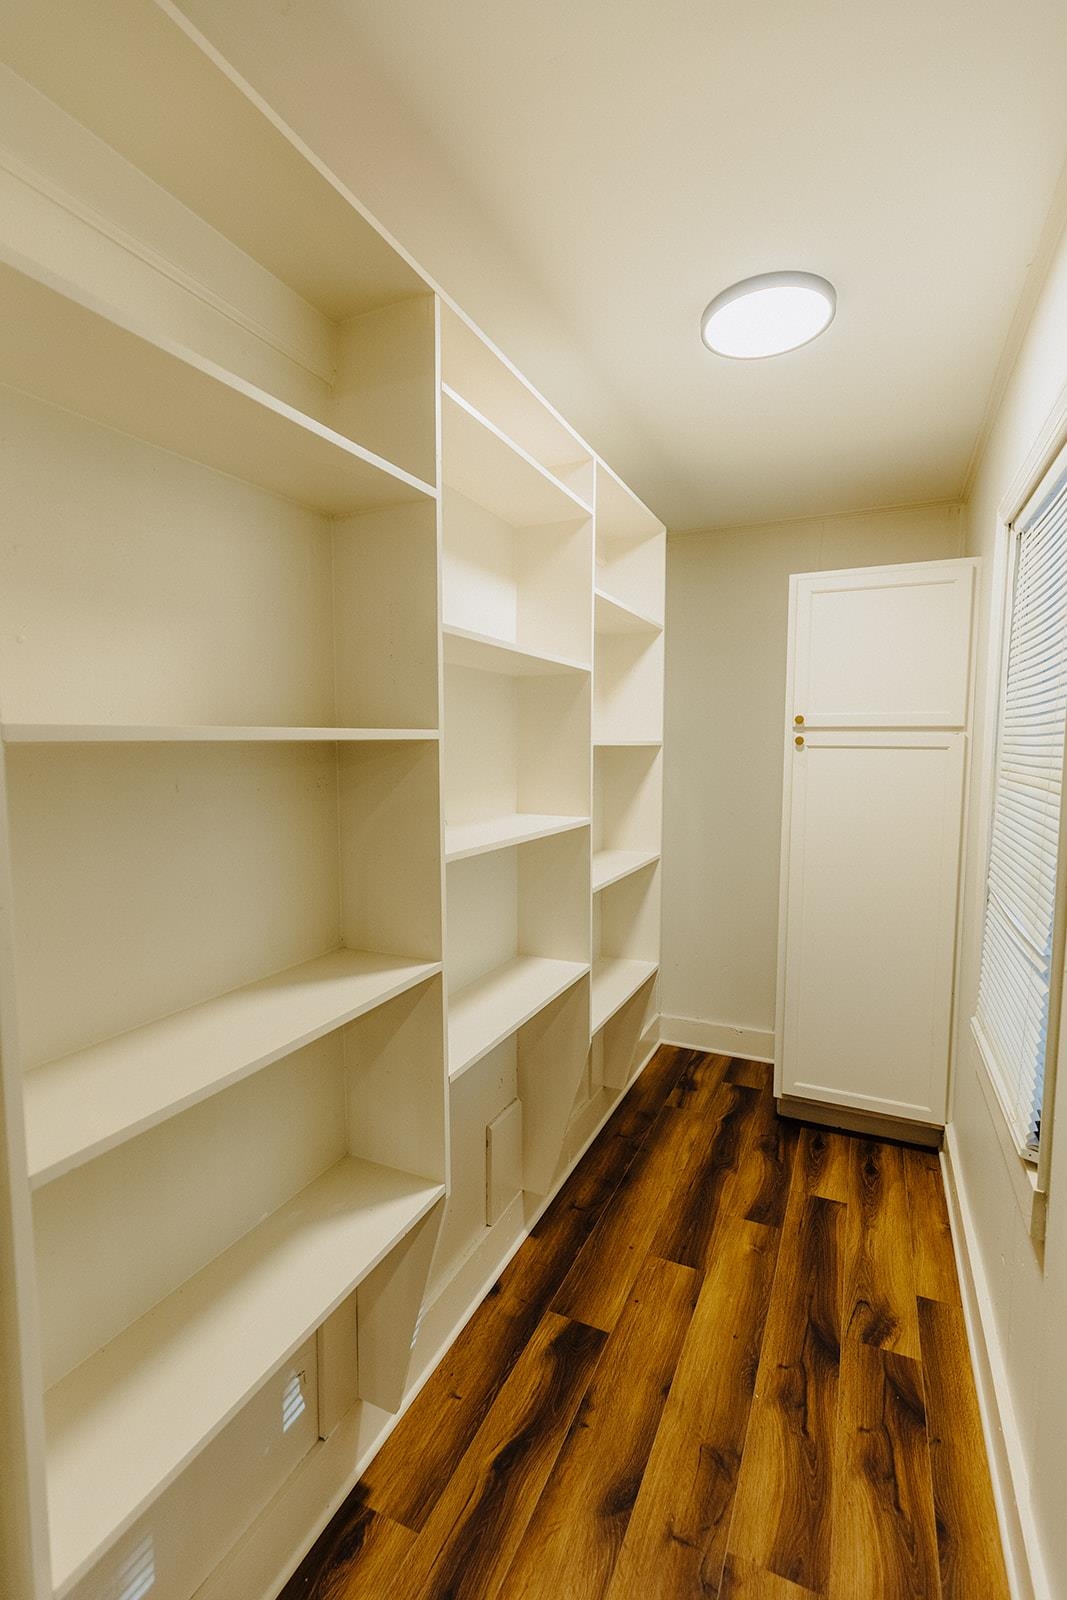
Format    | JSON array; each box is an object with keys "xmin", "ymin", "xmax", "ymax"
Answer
[
  {"xmin": 940, "ymin": 1125, "xmax": 1049, "ymax": 1600},
  {"xmin": 659, "ymin": 1014, "xmax": 774, "ymax": 1063}
]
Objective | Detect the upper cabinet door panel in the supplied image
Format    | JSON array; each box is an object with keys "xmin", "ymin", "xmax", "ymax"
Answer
[{"xmin": 791, "ymin": 559, "xmax": 975, "ymax": 728}]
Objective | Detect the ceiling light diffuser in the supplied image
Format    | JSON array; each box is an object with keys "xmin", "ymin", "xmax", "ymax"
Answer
[{"xmin": 700, "ymin": 271, "xmax": 836, "ymax": 359}]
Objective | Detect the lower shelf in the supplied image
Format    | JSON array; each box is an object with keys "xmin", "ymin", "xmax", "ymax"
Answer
[
  {"xmin": 23, "ymin": 950, "xmax": 442, "ymax": 1188},
  {"xmin": 448, "ymin": 956, "xmax": 589, "ymax": 1080},
  {"xmin": 45, "ymin": 1156, "xmax": 445, "ymax": 1596},
  {"xmin": 591, "ymin": 957, "xmax": 659, "ymax": 1033},
  {"xmin": 444, "ymin": 812, "xmax": 589, "ymax": 862},
  {"xmin": 591, "ymin": 849, "xmax": 660, "ymax": 893}
]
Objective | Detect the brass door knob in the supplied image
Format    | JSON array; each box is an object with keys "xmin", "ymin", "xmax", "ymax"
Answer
[
  {"xmin": 794, "ymin": 714, "xmax": 805, "ymax": 725},
  {"xmin": 795, "ymin": 735, "xmax": 805, "ymax": 747}
]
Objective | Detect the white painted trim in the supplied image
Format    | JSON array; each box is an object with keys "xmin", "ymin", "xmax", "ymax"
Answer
[
  {"xmin": 940, "ymin": 1125, "xmax": 1050, "ymax": 1600},
  {"xmin": 659, "ymin": 1015, "xmax": 774, "ymax": 1063}
]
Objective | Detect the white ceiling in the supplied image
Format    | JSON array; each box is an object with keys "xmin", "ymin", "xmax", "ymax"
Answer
[{"xmin": 328, "ymin": 0, "xmax": 1067, "ymax": 531}]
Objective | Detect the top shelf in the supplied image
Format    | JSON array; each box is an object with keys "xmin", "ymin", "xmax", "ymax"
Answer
[
  {"xmin": 596, "ymin": 462, "xmax": 664, "ymax": 545},
  {"xmin": 441, "ymin": 387, "xmax": 591, "ymax": 528},
  {"xmin": 1, "ymin": 724, "xmax": 439, "ymax": 745},
  {"xmin": 2, "ymin": 0, "xmax": 427, "ymax": 321},
  {"xmin": 0, "ymin": 260, "xmax": 434, "ymax": 516},
  {"xmin": 439, "ymin": 306, "xmax": 593, "ymax": 503}
]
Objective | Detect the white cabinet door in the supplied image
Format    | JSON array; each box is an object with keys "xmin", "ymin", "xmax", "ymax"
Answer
[
  {"xmin": 791, "ymin": 559, "xmax": 974, "ymax": 728},
  {"xmin": 777, "ymin": 731, "xmax": 965, "ymax": 1123},
  {"xmin": 776, "ymin": 558, "xmax": 975, "ymax": 1127}
]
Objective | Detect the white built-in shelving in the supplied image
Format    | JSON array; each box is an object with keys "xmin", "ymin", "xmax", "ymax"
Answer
[
  {"xmin": 592, "ymin": 848, "xmax": 662, "ymax": 893},
  {"xmin": 23, "ymin": 951, "xmax": 441, "ymax": 1188},
  {"xmin": 2, "ymin": 726, "xmax": 439, "ymax": 745},
  {"xmin": 46, "ymin": 1155, "xmax": 444, "ymax": 1594},
  {"xmin": 445, "ymin": 813, "xmax": 590, "ymax": 862},
  {"xmin": 591, "ymin": 956, "xmax": 661, "ymax": 1034},
  {"xmin": 448, "ymin": 956, "xmax": 590, "ymax": 1081},
  {"xmin": 0, "ymin": 10, "xmax": 665, "ymax": 1600},
  {"xmin": 594, "ymin": 588, "xmax": 664, "ymax": 636},
  {"xmin": 442, "ymin": 625, "xmax": 590, "ymax": 678}
]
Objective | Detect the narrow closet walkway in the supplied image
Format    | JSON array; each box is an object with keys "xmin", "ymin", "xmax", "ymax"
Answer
[{"xmin": 281, "ymin": 1046, "xmax": 1009, "ymax": 1600}]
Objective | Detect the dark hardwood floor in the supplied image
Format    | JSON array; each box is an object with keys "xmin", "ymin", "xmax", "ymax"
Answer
[{"xmin": 280, "ymin": 1047, "xmax": 1009, "ymax": 1600}]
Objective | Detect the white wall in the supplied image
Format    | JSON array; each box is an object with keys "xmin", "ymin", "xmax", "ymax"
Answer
[
  {"xmin": 660, "ymin": 503, "xmax": 964, "ymax": 1054},
  {"xmin": 949, "ymin": 217, "xmax": 1067, "ymax": 1600}
]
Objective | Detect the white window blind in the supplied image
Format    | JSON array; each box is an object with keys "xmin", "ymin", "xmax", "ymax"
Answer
[{"xmin": 975, "ymin": 465, "xmax": 1067, "ymax": 1160}]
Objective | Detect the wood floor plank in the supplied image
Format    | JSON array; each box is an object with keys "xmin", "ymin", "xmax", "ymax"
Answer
[
  {"xmin": 794, "ymin": 1124, "xmax": 852, "ymax": 1203},
  {"xmin": 829, "ymin": 1342, "xmax": 941, "ymax": 1600},
  {"xmin": 917, "ymin": 1297, "xmax": 1010, "ymax": 1599},
  {"xmin": 606, "ymin": 1220, "xmax": 780, "ymax": 1600},
  {"xmin": 726, "ymin": 1058, "xmax": 773, "ymax": 1090},
  {"xmin": 842, "ymin": 1138, "xmax": 922, "ymax": 1359},
  {"xmin": 666, "ymin": 1048, "xmax": 731, "ymax": 1110},
  {"xmin": 904, "ymin": 1150, "xmax": 961, "ymax": 1305},
  {"xmin": 720, "ymin": 1555, "xmax": 821, "ymax": 1599},
  {"xmin": 290, "ymin": 1054, "xmax": 1011, "ymax": 1600},
  {"xmin": 279, "ymin": 1492, "xmax": 414, "ymax": 1600},
  {"xmin": 498, "ymin": 1256, "xmax": 699, "ymax": 1600},
  {"xmin": 390, "ymin": 1312, "xmax": 606, "ymax": 1600},
  {"xmin": 364, "ymin": 1048, "xmax": 686, "ymax": 1527},
  {"xmin": 726, "ymin": 1193, "xmax": 845, "ymax": 1593},
  {"xmin": 551, "ymin": 1104, "xmax": 715, "ymax": 1330},
  {"xmin": 650, "ymin": 1081, "xmax": 760, "ymax": 1270},
  {"xmin": 732, "ymin": 1088, "xmax": 797, "ymax": 1231}
]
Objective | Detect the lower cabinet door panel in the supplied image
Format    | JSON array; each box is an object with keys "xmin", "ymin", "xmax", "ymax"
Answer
[{"xmin": 778, "ymin": 731, "xmax": 965, "ymax": 1124}]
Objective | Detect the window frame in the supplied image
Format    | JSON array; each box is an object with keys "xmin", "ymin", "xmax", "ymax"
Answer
[{"xmin": 969, "ymin": 423, "xmax": 1067, "ymax": 1244}]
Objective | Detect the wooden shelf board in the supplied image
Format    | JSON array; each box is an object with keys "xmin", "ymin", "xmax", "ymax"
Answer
[
  {"xmin": 45, "ymin": 1156, "xmax": 445, "ymax": 1595},
  {"xmin": 448, "ymin": 956, "xmax": 589, "ymax": 1080},
  {"xmin": 592, "ymin": 849, "xmax": 660, "ymax": 894},
  {"xmin": 439, "ymin": 309, "xmax": 593, "ymax": 505},
  {"xmin": 0, "ymin": 260, "xmax": 435, "ymax": 516},
  {"xmin": 593, "ymin": 737, "xmax": 663, "ymax": 749},
  {"xmin": 591, "ymin": 957, "xmax": 659, "ymax": 1033},
  {"xmin": 442, "ymin": 625, "xmax": 589, "ymax": 678},
  {"xmin": 441, "ymin": 386, "xmax": 589, "ymax": 527},
  {"xmin": 2, "ymin": 724, "xmax": 439, "ymax": 744},
  {"xmin": 596, "ymin": 465, "xmax": 664, "ymax": 544},
  {"xmin": 594, "ymin": 588, "xmax": 663, "ymax": 635},
  {"xmin": 2, "ymin": 0, "xmax": 428, "ymax": 322},
  {"xmin": 444, "ymin": 813, "xmax": 589, "ymax": 864},
  {"xmin": 24, "ymin": 951, "xmax": 442, "ymax": 1188}
]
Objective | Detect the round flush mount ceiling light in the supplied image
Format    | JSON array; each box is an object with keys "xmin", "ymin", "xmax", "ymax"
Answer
[{"xmin": 700, "ymin": 271, "xmax": 836, "ymax": 359}]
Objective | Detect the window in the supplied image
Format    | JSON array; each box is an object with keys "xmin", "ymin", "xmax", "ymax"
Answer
[{"xmin": 974, "ymin": 455, "xmax": 1067, "ymax": 1163}]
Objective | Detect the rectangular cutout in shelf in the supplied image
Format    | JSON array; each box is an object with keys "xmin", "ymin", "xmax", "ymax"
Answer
[
  {"xmin": 23, "ymin": 951, "xmax": 442, "ymax": 1188},
  {"xmin": 2, "ymin": 725, "xmax": 439, "ymax": 745},
  {"xmin": 442, "ymin": 626, "xmax": 589, "ymax": 678},
  {"xmin": 449, "ymin": 956, "xmax": 589, "ymax": 1080},
  {"xmin": 44, "ymin": 1156, "xmax": 445, "ymax": 1596},
  {"xmin": 594, "ymin": 589, "xmax": 663, "ymax": 636},
  {"xmin": 0, "ymin": 262, "xmax": 435, "ymax": 516},
  {"xmin": 441, "ymin": 386, "xmax": 589, "ymax": 527},
  {"xmin": 445, "ymin": 813, "xmax": 590, "ymax": 863},
  {"xmin": 592, "ymin": 850, "xmax": 660, "ymax": 894},
  {"xmin": 591, "ymin": 957, "xmax": 659, "ymax": 1033}
]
